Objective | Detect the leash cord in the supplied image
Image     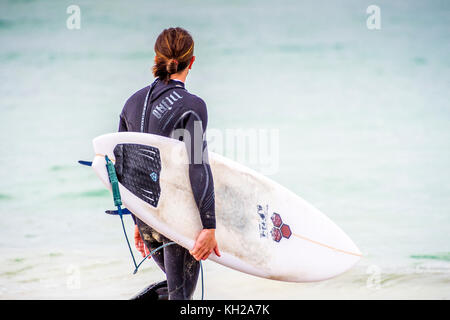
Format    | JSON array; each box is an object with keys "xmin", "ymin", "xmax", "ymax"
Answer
[{"xmin": 105, "ymin": 155, "xmax": 204, "ymax": 300}]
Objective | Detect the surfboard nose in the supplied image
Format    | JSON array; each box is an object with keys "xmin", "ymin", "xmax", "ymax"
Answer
[
  {"xmin": 271, "ymin": 214, "xmax": 362, "ymax": 283},
  {"xmin": 303, "ymin": 229, "xmax": 362, "ymax": 282},
  {"xmin": 276, "ymin": 241, "xmax": 362, "ymax": 282}
]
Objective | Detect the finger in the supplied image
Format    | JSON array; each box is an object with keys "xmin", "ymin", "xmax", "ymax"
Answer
[
  {"xmin": 190, "ymin": 244, "xmax": 201, "ymax": 257},
  {"xmin": 202, "ymin": 250, "xmax": 213, "ymax": 260},
  {"xmin": 139, "ymin": 242, "xmax": 146, "ymax": 257},
  {"xmin": 213, "ymin": 245, "xmax": 221, "ymax": 257},
  {"xmin": 134, "ymin": 226, "xmax": 141, "ymax": 243},
  {"xmin": 201, "ymin": 252, "xmax": 211, "ymax": 260},
  {"xmin": 145, "ymin": 245, "xmax": 151, "ymax": 259},
  {"xmin": 190, "ymin": 248, "xmax": 199, "ymax": 260},
  {"xmin": 199, "ymin": 249, "xmax": 211, "ymax": 261},
  {"xmin": 194, "ymin": 248, "xmax": 207, "ymax": 261}
]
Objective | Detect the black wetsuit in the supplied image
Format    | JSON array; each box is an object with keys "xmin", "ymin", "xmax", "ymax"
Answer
[{"xmin": 118, "ymin": 78, "xmax": 215, "ymax": 300}]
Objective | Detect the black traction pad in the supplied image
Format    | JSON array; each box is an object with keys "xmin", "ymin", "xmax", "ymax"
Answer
[{"xmin": 113, "ymin": 143, "xmax": 161, "ymax": 208}]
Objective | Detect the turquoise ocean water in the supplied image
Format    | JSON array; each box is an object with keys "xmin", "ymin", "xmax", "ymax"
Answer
[{"xmin": 0, "ymin": 0, "xmax": 449, "ymax": 299}]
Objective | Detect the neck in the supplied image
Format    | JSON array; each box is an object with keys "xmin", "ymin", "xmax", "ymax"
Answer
[{"xmin": 169, "ymin": 69, "xmax": 188, "ymax": 83}]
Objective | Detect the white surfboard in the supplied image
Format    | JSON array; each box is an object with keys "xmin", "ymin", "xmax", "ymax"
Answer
[{"xmin": 91, "ymin": 132, "xmax": 361, "ymax": 282}]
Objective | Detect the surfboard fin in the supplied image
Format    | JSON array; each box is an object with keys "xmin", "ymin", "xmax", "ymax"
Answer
[
  {"xmin": 105, "ymin": 208, "xmax": 132, "ymax": 215},
  {"xmin": 78, "ymin": 160, "xmax": 93, "ymax": 167},
  {"xmin": 105, "ymin": 208, "xmax": 136, "ymax": 225}
]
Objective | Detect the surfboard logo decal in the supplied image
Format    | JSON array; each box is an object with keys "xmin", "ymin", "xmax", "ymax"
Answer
[
  {"xmin": 257, "ymin": 206, "xmax": 292, "ymax": 242},
  {"xmin": 270, "ymin": 212, "xmax": 291, "ymax": 242},
  {"xmin": 271, "ymin": 227, "xmax": 282, "ymax": 242},
  {"xmin": 271, "ymin": 212, "xmax": 283, "ymax": 227},
  {"xmin": 150, "ymin": 171, "xmax": 158, "ymax": 182},
  {"xmin": 280, "ymin": 224, "xmax": 292, "ymax": 239},
  {"xmin": 257, "ymin": 205, "xmax": 269, "ymax": 238}
]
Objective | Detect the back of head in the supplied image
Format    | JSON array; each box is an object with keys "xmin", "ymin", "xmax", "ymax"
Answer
[{"xmin": 152, "ymin": 27, "xmax": 194, "ymax": 83}]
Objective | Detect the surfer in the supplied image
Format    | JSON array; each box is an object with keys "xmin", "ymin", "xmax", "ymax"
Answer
[{"xmin": 118, "ymin": 27, "xmax": 220, "ymax": 300}]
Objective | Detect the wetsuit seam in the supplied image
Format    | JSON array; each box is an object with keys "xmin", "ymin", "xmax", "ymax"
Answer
[
  {"xmin": 171, "ymin": 110, "xmax": 194, "ymax": 132},
  {"xmin": 141, "ymin": 82, "xmax": 155, "ymax": 132},
  {"xmin": 120, "ymin": 113, "xmax": 130, "ymax": 132},
  {"xmin": 161, "ymin": 112, "xmax": 176, "ymax": 132},
  {"xmin": 201, "ymin": 163, "xmax": 209, "ymax": 209}
]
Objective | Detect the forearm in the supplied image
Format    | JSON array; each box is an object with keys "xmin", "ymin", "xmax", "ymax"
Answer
[
  {"xmin": 188, "ymin": 163, "xmax": 216, "ymax": 229},
  {"xmin": 184, "ymin": 114, "xmax": 216, "ymax": 229}
]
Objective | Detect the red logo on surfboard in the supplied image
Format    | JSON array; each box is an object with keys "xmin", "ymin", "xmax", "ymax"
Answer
[{"xmin": 270, "ymin": 212, "xmax": 291, "ymax": 242}]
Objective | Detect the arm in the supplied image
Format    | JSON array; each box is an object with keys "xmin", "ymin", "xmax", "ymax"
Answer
[
  {"xmin": 118, "ymin": 112, "xmax": 128, "ymax": 132},
  {"xmin": 185, "ymin": 118, "xmax": 216, "ymax": 229},
  {"xmin": 181, "ymin": 104, "xmax": 220, "ymax": 260}
]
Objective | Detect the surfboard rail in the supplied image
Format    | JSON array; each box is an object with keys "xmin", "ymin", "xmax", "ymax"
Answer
[{"xmin": 91, "ymin": 132, "xmax": 361, "ymax": 282}]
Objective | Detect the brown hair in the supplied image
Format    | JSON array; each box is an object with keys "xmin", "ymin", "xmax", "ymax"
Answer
[{"xmin": 152, "ymin": 27, "xmax": 194, "ymax": 83}]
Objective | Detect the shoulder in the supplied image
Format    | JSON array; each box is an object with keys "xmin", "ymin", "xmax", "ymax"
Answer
[
  {"xmin": 122, "ymin": 86, "xmax": 150, "ymax": 114},
  {"xmin": 185, "ymin": 92, "xmax": 207, "ymax": 115},
  {"xmin": 181, "ymin": 91, "xmax": 209, "ymax": 129}
]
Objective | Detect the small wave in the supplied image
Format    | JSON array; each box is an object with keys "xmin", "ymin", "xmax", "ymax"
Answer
[
  {"xmin": 49, "ymin": 165, "xmax": 68, "ymax": 172},
  {"xmin": 48, "ymin": 252, "xmax": 63, "ymax": 258},
  {"xmin": 0, "ymin": 19, "xmax": 14, "ymax": 29},
  {"xmin": 410, "ymin": 253, "xmax": 450, "ymax": 262},
  {"xmin": 1, "ymin": 265, "xmax": 33, "ymax": 277},
  {"xmin": 0, "ymin": 193, "xmax": 12, "ymax": 200},
  {"xmin": 413, "ymin": 57, "xmax": 427, "ymax": 65},
  {"xmin": 0, "ymin": 51, "xmax": 151, "ymax": 64}
]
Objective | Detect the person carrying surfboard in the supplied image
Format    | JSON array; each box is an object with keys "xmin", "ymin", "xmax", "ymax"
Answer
[{"xmin": 118, "ymin": 27, "xmax": 220, "ymax": 300}]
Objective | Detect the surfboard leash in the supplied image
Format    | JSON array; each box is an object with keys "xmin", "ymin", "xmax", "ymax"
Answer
[
  {"xmin": 102, "ymin": 155, "xmax": 205, "ymax": 300},
  {"xmin": 105, "ymin": 155, "xmax": 139, "ymax": 270},
  {"xmin": 79, "ymin": 157, "xmax": 204, "ymax": 299},
  {"xmin": 132, "ymin": 241, "xmax": 204, "ymax": 300}
]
